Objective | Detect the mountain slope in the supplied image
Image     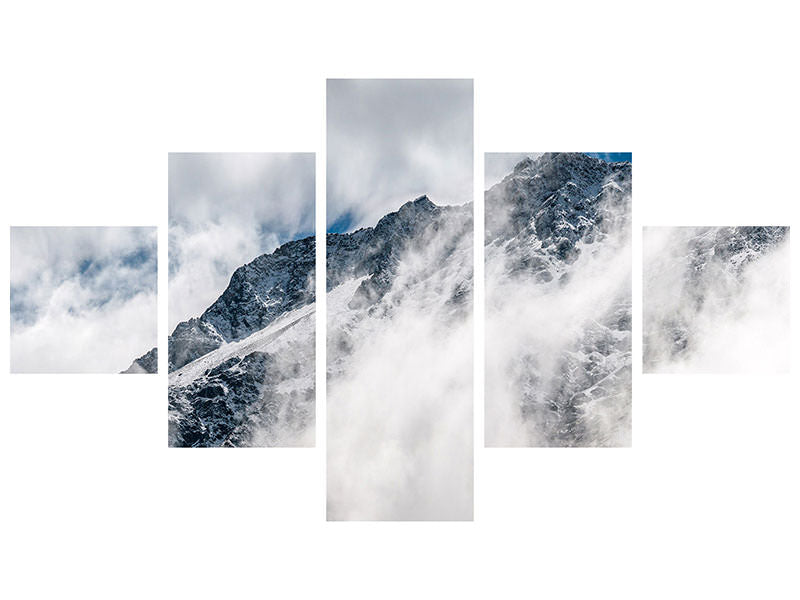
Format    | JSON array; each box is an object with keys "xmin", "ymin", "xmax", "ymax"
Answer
[
  {"xmin": 485, "ymin": 152, "xmax": 632, "ymax": 447},
  {"xmin": 168, "ymin": 300, "xmax": 316, "ymax": 447}
]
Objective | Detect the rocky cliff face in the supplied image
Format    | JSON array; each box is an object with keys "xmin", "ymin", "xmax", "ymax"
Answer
[{"xmin": 485, "ymin": 152, "xmax": 632, "ymax": 447}]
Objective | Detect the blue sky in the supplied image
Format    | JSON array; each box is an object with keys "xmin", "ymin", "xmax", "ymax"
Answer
[
  {"xmin": 10, "ymin": 227, "xmax": 157, "ymax": 373},
  {"xmin": 327, "ymin": 211, "xmax": 357, "ymax": 235}
]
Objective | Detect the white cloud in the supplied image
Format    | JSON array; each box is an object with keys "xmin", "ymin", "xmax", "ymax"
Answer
[
  {"xmin": 10, "ymin": 227, "xmax": 157, "ymax": 373},
  {"xmin": 168, "ymin": 153, "xmax": 314, "ymax": 330},
  {"xmin": 327, "ymin": 79, "xmax": 473, "ymax": 231}
]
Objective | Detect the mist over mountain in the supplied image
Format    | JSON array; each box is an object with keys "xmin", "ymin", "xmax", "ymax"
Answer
[
  {"xmin": 643, "ymin": 226, "xmax": 790, "ymax": 373},
  {"xmin": 485, "ymin": 152, "xmax": 632, "ymax": 447}
]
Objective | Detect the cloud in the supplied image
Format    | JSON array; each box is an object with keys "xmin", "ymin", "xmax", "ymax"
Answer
[
  {"xmin": 484, "ymin": 153, "xmax": 542, "ymax": 189},
  {"xmin": 168, "ymin": 153, "xmax": 315, "ymax": 330},
  {"xmin": 327, "ymin": 79, "xmax": 473, "ymax": 231},
  {"xmin": 10, "ymin": 227, "xmax": 157, "ymax": 373}
]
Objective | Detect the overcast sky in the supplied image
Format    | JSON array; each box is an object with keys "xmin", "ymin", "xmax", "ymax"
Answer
[
  {"xmin": 10, "ymin": 227, "xmax": 157, "ymax": 373},
  {"xmin": 327, "ymin": 79, "xmax": 473, "ymax": 232},
  {"xmin": 169, "ymin": 152, "xmax": 315, "ymax": 330}
]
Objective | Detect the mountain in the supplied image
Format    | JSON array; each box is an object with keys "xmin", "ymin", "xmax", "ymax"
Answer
[
  {"xmin": 485, "ymin": 152, "xmax": 632, "ymax": 447},
  {"xmin": 643, "ymin": 225, "xmax": 789, "ymax": 372},
  {"xmin": 121, "ymin": 347, "xmax": 158, "ymax": 374}
]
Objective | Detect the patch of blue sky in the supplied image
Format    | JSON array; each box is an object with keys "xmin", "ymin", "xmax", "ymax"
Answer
[
  {"xmin": 584, "ymin": 152, "xmax": 632, "ymax": 163},
  {"xmin": 327, "ymin": 211, "xmax": 357, "ymax": 234}
]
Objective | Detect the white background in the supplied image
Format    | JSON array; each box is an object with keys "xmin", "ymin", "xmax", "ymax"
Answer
[{"xmin": 1, "ymin": 1, "xmax": 798, "ymax": 598}]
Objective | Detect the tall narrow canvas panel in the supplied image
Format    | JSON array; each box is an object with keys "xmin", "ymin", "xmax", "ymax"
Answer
[
  {"xmin": 326, "ymin": 79, "xmax": 474, "ymax": 520},
  {"xmin": 167, "ymin": 153, "xmax": 316, "ymax": 448}
]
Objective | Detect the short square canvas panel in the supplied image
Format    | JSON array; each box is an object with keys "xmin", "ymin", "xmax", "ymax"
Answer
[
  {"xmin": 485, "ymin": 153, "xmax": 633, "ymax": 447},
  {"xmin": 10, "ymin": 226, "xmax": 157, "ymax": 374},
  {"xmin": 167, "ymin": 153, "xmax": 316, "ymax": 448},
  {"xmin": 326, "ymin": 79, "xmax": 474, "ymax": 521},
  {"xmin": 643, "ymin": 226, "xmax": 790, "ymax": 373}
]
